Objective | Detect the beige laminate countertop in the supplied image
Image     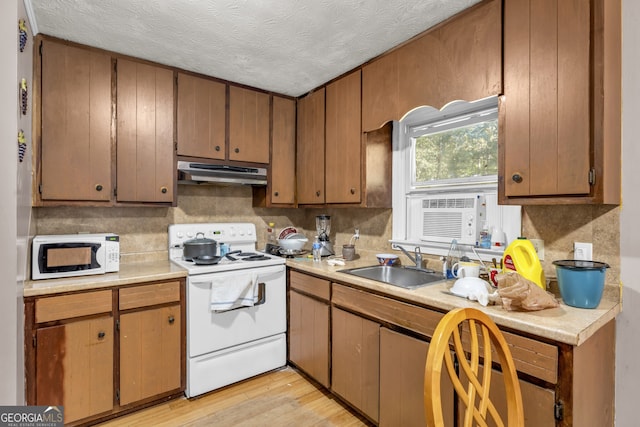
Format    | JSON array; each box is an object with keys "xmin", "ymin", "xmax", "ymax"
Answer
[
  {"xmin": 286, "ymin": 252, "xmax": 621, "ymax": 347},
  {"xmin": 23, "ymin": 260, "xmax": 188, "ymax": 297}
]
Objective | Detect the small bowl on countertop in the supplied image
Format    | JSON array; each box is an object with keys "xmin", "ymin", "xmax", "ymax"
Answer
[
  {"xmin": 376, "ymin": 253, "xmax": 399, "ymax": 266},
  {"xmin": 278, "ymin": 238, "xmax": 308, "ymax": 252}
]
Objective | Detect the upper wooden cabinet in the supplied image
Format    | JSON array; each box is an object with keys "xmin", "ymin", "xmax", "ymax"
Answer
[
  {"xmin": 177, "ymin": 72, "xmax": 226, "ymax": 160},
  {"xmin": 500, "ymin": 0, "xmax": 621, "ymax": 204},
  {"xmin": 269, "ymin": 96, "xmax": 296, "ymax": 205},
  {"xmin": 362, "ymin": 0, "xmax": 502, "ymax": 132},
  {"xmin": 116, "ymin": 59, "xmax": 175, "ymax": 204},
  {"xmin": 39, "ymin": 39, "xmax": 112, "ymax": 203},
  {"xmin": 325, "ymin": 70, "xmax": 362, "ymax": 204},
  {"xmin": 296, "ymin": 88, "xmax": 326, "ymax": 204},
  {"xmin": 229, "ymin": 86, "xmax": 270, "ymax": 164}
]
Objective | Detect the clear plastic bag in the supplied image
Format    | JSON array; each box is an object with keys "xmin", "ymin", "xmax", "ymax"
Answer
[{"xmin": 496, "ymin": 271, "xmax": 559, "ymax": 311}]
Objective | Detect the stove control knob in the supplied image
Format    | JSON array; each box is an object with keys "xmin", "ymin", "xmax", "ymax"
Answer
[
  {"xmin": 176, "ymin": 232, "xmax": 184, "ymax": 238},
  {"xmin": 186, "ymin": 232, "xmax": 194, "ymax": 238}
]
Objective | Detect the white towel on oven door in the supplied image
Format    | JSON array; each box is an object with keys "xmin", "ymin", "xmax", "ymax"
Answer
[{"xmin": 210, "ymin": 272, "xmax": 259, "ymax": 312}]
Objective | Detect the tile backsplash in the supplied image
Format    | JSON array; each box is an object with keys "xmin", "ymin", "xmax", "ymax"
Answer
[{"xmin": 34, "ymin": 185, "xmax": 620, "ymax": 285}]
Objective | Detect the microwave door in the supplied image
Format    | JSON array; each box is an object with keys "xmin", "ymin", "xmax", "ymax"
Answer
[{"xmin": 38, "ymin": 242, "xmax": 101, "ymax": 274}]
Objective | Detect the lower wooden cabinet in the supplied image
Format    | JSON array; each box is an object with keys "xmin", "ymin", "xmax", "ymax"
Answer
[{"xmin": 25, "ymin": 279, "xmax": 185, "ymax": 426}]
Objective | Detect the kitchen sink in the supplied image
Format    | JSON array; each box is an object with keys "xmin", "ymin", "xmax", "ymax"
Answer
[{"xmin": 338, "ymin": 265, "xmax": 446, "ymax": 289}]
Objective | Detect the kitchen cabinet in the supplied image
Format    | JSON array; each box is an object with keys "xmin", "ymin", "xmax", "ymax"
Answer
[
  {"xmin": 288, "ymin": 271, "xmax": 330, "ymax": 387},
  {"xmin": 331, "ymin": 306, "xmax": 380, "ymax": 423},
  {"xmin": 38, "ymin": 39, "xmax": 112, "ymax": 203},
  {"xmin": 116, "ymin": 59, "xmax": 175, "ymax": 204},
  {"xmin": 229, "ymin": 85, "xmax": 271, "ymax": 164},
  {"xmin": 119, "ymin": 281, "xmax": 183, "ymax": 406},
  {"xmin": 325, "ymin": 70, "xmax": 362, "ymax": 204},
  {"xmin": 27, "ymin": 290, "xmax": 114, "ymax": 425},
  {"xmin": 500, "ymin": 0, "xmax": 621, "ymax": 204},
  {"xmin": 176, "ymin": 72, "xmax": 226, "ymax": 160},
  {"xmin": 296, "ymin": 88, "xmax": 325, "ymax": 204},
  {"xmin": 362, "ymin": 0, "xmax": 502, "ymax": 132},
  {"xmin": 267, "ymin": 96, "xmax": 297, "ymax": 205},
  {"xmin": 25, "ymin": 279, "xmax": 185, "ymax": 426}
]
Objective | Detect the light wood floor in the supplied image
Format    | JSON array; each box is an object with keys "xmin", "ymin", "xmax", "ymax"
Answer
[{"xmin": 96, "ymin": 366, "xmax": 373, "ymax": 427}]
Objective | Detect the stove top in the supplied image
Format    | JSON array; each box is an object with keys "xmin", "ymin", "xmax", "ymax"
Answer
[{"xmin": 168, "ymin": 223, "xmax": 285, "ymax": 275}]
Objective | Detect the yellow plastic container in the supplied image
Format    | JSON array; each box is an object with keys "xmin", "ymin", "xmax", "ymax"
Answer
[{"xmin": 502, "ymin": 237, "xmax": 546, "ymax": 289}]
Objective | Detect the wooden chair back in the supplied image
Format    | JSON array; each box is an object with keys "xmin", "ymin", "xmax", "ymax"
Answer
[{"xmin": 424, "ymin": 307, "xmax": 524, "ymax": 427}]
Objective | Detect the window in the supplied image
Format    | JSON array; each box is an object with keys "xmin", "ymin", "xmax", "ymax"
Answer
[{"xmin": 391, "ymin": 97, "xmax": 521, "ymax": 260}]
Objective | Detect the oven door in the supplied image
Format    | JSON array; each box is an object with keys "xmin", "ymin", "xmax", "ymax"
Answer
[{"xmin": 187, "ymin": 264, "xmax": 286, "ymax": 358}]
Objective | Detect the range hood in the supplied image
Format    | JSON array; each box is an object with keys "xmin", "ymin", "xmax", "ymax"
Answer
[{"xmin": 177, "ymin": 161, "xmax": 267, "ymax": 186}]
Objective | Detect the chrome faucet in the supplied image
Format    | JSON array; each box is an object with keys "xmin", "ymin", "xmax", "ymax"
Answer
[{"xmin": 396, "ymin": 245, "xmax": 434, "ymax": 272}]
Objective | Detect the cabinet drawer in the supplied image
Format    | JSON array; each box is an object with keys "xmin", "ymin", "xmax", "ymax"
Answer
[
  {"xmin": 119, "ymin": 281, "xmax": 181, "ymax": 310},
  {"xmin": 35, "ymin": 290, "xmax": 113, "ymax": 323},
  {"xmin": 461, "ymin": 324, "xmax": 559, "ymax": 384},
  {"xmin": 290, "ymin": 270, "xmax": 331, "ymax": 301},
  {"xmin": 332, "ymin": 283, "xmax": 444, "ymax": 337}
]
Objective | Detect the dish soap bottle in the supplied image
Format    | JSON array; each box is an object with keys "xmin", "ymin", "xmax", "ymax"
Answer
[
  {"xmin": 502, "ymin": 237, "xmax": 545, "ymax": 289},
  {"xmin": 265, "ymin": 222, "xmax": 277, "ymax": 252}
]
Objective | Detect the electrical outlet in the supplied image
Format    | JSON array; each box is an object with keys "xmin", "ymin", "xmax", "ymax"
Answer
[
  {"xmin": 530, "ymin": 239, "xmax": 544, "ymax": 260},
  {"xmin": 574, "ymin": 242, "xmax": 593, "ymax": 261}
]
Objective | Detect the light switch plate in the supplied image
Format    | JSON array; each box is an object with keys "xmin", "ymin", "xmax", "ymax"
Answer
[
  {"xmin": 530, "ymin": 239, "xmax": 544, "ymax": 260},
  {"xmin": 574, "ymin": 242, "xmax": 593, "ymax": 261}
]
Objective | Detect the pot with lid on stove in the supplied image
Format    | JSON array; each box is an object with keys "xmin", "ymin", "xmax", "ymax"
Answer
[{"xmin": 183, "ymin": 232, "xmax": 218, "ymax": 263}]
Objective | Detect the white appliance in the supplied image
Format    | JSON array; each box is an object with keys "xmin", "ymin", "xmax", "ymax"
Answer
[
  {"xmin": 32, "ymin": 233, "xmax": 120, "ymax": 280},
  {"xmin": 169, "ymin": 223, "xmax": 286, "ymax": 398},
  {"xmin": 408, "ymin": 193, "xmax": 486, "ymax": 245}
]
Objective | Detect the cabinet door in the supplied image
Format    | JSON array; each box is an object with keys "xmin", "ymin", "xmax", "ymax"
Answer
[
  {"xmin": 325, "ymin": 70, "xmax": 362, "ymax": 204},
  {"xmin": 36, "ymin": 316, "xmax": 113, "ymax": 424},
  {"xmin": 296, "ymin": 88, "xmax": 325, "ymax": 204},
  {"xmin": 117, "ymin": 59, "xmax": 175, "ymax": 203},
  {"xmin": 229, "ymin": 86, "xmax": 270, "ymax": 163},
  {"xmin": 40, "ymin": 40, "xmax": 112, "ymax": 202},
  {"xmin": 177, "ymin": 72, "xmax": 226, "ymax": 160},
  {"xmin": 362, "ymin": 50, "xmax": 399, "ymax": 132},
  {"xmin": 289, "ymin": 290, "xmax": 330, "ymax": 387},
  {"xmin": 503, "ymin": 0, "xmax": 590, "ymax": 197},
  {"xmin": 119, "ymin": 304, "xmax": 182, "ymax": 406},
  {"xmin": 379, "ymin": 327, "xmax": 455, "ymax": 427},
  {"xmin": 332, "ymin": 307, "xmax": 379, "ymax": 422},
  {"xmin": 270, "ymin": 96, "xmax": 296, "ymax": 205},
  {"xmin": 397, "ymin": 32, "xmax": 440, "ymax": 115}
]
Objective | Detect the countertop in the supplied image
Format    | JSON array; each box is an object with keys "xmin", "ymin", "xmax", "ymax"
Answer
[
  {"xmin": 285, "ymin": 251, "xmax": 621, "ymax": 346},
  {"xmin": 23, "ymin": 260, "xmax": 188, "ymax": 297}
]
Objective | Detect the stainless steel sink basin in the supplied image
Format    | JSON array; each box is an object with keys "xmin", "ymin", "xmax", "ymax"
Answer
[{"xmin": 338, "ymin": 265, "xmax": 446, "ymax": 289}]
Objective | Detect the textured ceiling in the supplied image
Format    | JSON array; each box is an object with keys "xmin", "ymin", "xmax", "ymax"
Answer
[{"xmin": 27, "ymin": 0, "xmax": 481, "ymax": 97}]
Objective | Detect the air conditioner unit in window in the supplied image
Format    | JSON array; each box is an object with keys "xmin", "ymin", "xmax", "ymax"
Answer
[{"xmin": 417, "ymin": 193, "xmax": 486, "ymax": 245}]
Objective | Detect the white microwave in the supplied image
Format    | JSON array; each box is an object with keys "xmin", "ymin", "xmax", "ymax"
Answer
[{"xmin": 32, "ymin": 233, "xmax": 120, "ymax": 280}]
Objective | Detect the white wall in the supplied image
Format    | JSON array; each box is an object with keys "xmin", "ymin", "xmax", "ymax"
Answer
[
  {"xmin": 0, "ymin": 0, "xmax": 21, "ymax": 404},
  {"xmin": 617, "ymin": 0, "xmax": 640, "ymax": 424}
]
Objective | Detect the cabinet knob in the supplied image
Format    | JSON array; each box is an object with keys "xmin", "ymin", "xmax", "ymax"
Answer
[
  {"xmin": 316, "ymin": 190, "xmax": 321, "ymax": 197},
  {"xmin": 234, "ymin": 148, "xmax": 240, "ymax": 154},
  {"xmin": 274, "ymin": 191, "xmax": 279, "ymax": 197},
  {"xmin": 95, "ymin": 184, "xmax": 103, "ymax": 192},
  {"xmin": 161, "ymin": 187, "xmax": 168, "ymax": 194},
  {"xmin": 98, "ymin": 331, "xmax": 106, "ymax": 339},
  {"xmin": 215, "ymin": 145, "xmax": 221, "ymax": 152},
  {"xmin": 350, "ymin": 188, "xmax": 356, "ymax": 195},
  {"xmin": 168, "ymin": 315, "xmax": 175, "ymax": 324},
  {"xmin": 511, "ymin": 173, "xmax": 523, "ymax": 183}
]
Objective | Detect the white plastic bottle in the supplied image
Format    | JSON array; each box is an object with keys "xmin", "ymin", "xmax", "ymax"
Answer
[
  {"xmin": 265, "ymin": 222, "xmax": 277, "ymax": 251},
  {"xmin": 312, "ymin": 236, "xmax": 322, "ymax": 262}
]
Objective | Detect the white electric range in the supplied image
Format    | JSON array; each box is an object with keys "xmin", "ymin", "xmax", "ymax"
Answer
[{"xmin": 169, "ymin": 223, "xmax": 286, "ymax": 398}]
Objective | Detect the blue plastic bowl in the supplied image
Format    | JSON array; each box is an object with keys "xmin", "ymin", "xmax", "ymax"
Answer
[{"xmin": 553, "ymin": 260, "xmax": 609, "ymax": 309}]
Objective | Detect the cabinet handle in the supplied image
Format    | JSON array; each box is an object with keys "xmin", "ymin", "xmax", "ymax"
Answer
[
  {"xmin": 316, "ymin": 190, "xmax": 321, "ymax": 197},
  {"xmin": 274, "ymin": 191, "xmax": 279, "ymax": 197},
  {"xmin": 512, "ymin": 173, "xmax": 523, "ymax": 184},
  {"xmin": 95, "ymin": 184, "xmax": 103, "ymax": 192},
  {"xmin": 161, "ymin": 187, "xmax": 168, "ymax": 194},
  {"xmin": 234, "ymin": 148, "xmax": 240, "ymax": 153},
  {"xmin": 215, "ymin": 145, "xmax": 221, "ymax": 152},
  {"xmin": 350, "ymin": 188, "xmax": 356, "ymax": 195},
  {"xmin": 98, "ymin": 331, "xmax": 106, "ymax": 339},
  {"xmin": 168, "ymin": 316, "xmax": 175, "ymax": 325}
]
